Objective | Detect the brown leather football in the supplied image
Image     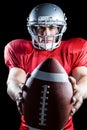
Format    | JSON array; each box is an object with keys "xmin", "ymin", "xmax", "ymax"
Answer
[{"xmin": 22, "ymin": 58, "xmax": 73, "ymax": 130}]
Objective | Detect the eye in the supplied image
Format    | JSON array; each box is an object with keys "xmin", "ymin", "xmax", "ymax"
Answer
[
  {"xmin": 36, "ymin": 26, "xmax": 45, "ymax": 32},
  {"xmin": 57, "ymin": 26, "xmax": 62, "ymax": 33},
  {"xmin": 33, "ymin": 26, "xmax": 46, "ymax": 35},
  {"xmin": 49, "ymin": 26, "xmax": 61, "ymax": 32},
  {"xmin": 49, "ymin": 26, "xmax": 55, "ymax": 29},
  {"xmin": 31, "ymin": 26, "xmax": 43, "ymax": 34}
]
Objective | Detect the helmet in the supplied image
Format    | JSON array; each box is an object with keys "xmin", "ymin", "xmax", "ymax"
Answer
[{"xmin": 27, "ymin": 3, "xmax": 67, "ymax": 50}]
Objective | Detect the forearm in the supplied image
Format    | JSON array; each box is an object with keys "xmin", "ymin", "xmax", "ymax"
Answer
[
  {"xmin": 7, "ymin": 79, "xmax": 22, "ymax": 101},
  {"xmin": 76, "ymin": 75, "xmax": 87, "ymax": 99},
  {"xmin": 6, "ymin": 67, "xmax": 27, "ymax": 101},
  {"xmin": 72, "ymin": 66, "xmax": 87, "ymax": 99}
]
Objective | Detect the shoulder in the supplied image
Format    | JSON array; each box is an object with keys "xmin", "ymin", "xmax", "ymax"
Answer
[
  {"xmin": 5, "ymin": 39, "xmax": 32, "ymax": 48},
  {"xmin": 4, "ymin": 39, "xmax": 33, "ymax": 53},
  {"xmin": 62, "ymin": 37, "xmax": 87, "ymax": 52}
]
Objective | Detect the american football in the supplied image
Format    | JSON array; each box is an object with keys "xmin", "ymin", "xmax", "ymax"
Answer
[{"xmin": 22, "ymin": 58, "xmax": 73, "ymax": 130}]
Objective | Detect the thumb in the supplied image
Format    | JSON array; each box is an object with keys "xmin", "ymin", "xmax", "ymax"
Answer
[{"xmin": 69, "ymin": 76, "xmax": 77, "ymax": 90}]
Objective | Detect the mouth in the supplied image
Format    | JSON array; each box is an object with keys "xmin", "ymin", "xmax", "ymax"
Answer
[{"xmin": 41, "ymin": 39, "xmax": 53, "ymax": 43}]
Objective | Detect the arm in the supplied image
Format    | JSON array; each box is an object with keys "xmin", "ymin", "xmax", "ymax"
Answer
[
  {"xmin": 72, "ymin": 66, "xmax": 87, "ymax": 99},
  {"xmin": 7, "ymin": 67, "xmax": 27, "ymax": 101},
  {"xmin": 70, "ymin": 66, "xmax": 87, "ymax": 115}
]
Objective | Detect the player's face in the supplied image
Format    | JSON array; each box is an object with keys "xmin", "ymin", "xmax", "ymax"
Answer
[{"xmin": 35, "ymin": 26, "xmax": 60, "ymax": 43}]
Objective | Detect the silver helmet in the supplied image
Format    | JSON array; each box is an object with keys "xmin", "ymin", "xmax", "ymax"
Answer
[{"xmin": 27, "ymin": 3, "xmax": 67, "ymax": 50}]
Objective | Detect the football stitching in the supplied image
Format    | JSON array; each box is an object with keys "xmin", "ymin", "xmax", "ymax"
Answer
[{"xmin": 39, "ymin": 85, "xmax": 50, "ymax": 126}]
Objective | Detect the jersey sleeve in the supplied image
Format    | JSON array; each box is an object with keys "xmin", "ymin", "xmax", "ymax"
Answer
[
  {"xmin": 4, "ymin": 40, "xmax": 26, "ymax": 70},
  {"xmin": 67, "ymin": 38, "xmax": 87, "ymax": 68}
]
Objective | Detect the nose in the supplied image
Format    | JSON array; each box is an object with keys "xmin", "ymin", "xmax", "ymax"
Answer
[{"xmin": 44, "ymin": 27, "xmax": 51, "ymax": 35}]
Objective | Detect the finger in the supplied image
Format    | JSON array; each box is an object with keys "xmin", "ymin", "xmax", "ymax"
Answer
[
  {"xmin": 72, "ymin": 97, "xmax": 76, "ymax": 104},
  {"xmin": 16, "ymin": 92, "xmax": 24, "ymax": 102},
  {"xmin": 19, "ymin": 83, "xmax": 24, "ymax": 89},
  {"xmin": 16, "ymin": 98, "xmax": 23, "ymax": 115},
  {"xmin": 71, "ymin": 98, "xmax": 83, "ymax": 116},
  {"xmin": 72, "ymin": 92, "xmax": 80, "ymax": 104},
  {"xmin": 19, "ymin": 83, "xmax": 27, "ymax": 90},
  {"xmin": 70, "ymin": 108, "xmax": 77, "ymax": 116},
  {"xmin": 17, "ymin": 102, "xmax": 23, "ymax": 115},
  {"xmin": 74, "ymin": 96, "xmax": 83, "ymax": 108},
  {"xmin": 69, "ymin": 76, "xmax": 76, "ymax": 86},
  {"xmin": 69, "ymin": 76, "xmax": 77, "ymax": 91}
]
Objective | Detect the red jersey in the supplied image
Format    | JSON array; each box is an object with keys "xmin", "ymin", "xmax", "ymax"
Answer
[{"xmin": 4, "ymin": 37, "xmax": 87, "ymax": 130}]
